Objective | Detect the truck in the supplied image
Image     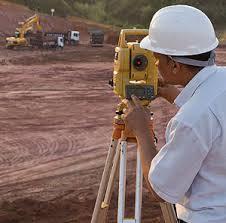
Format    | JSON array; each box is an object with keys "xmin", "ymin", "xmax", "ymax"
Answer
[
  {"xmin": 44, "ymin": 31, "xmax": 79, "ymax": 45},
  {"xmin": 89, "ymin": 30, "xmax": 104, "ymax": 47},
  {"xmin": 30, "ymin": 32, "xmax": 64, "ymax": 49}
]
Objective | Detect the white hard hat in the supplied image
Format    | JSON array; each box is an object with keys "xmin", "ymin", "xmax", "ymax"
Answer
[{"xmin": 140, "ymin": 5, "xmax": 219, "ymax": 56}]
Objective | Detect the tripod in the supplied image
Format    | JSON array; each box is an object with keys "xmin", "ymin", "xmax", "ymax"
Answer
[{"xmin": 91, "ymin": 103, "xmax": 178, "ymax": 223}]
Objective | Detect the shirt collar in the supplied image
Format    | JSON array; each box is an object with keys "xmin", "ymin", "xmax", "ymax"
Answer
[{"xmin": 174, "ymin": 65, "xmax": 218, "ymax": 107}]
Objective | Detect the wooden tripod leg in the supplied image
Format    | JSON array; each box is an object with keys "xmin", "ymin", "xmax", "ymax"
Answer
[
  {"xmin": 100, "ymin": 140, "xmax": 121, "ymax": 222},
  {"xmin": 91, "ymin": 138, "xmax": 118, "ymax": 223},
  {"xmin": 160, "ymin": 203, "xmax": 178, "ymax": 223}
]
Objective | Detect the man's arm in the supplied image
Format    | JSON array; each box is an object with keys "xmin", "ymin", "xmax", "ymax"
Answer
[
  {"xmin": 123, "ymin": 96, "xmax": 164, "ymax": 202},
  {"xmin": 135, "ymin": 126, "xmax": 165, "ymax": 202}
]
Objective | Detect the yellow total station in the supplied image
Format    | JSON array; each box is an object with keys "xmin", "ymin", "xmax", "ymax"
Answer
[{"xmin": 111, "ymin": 29, "xmax": 158, "ymax": 106}]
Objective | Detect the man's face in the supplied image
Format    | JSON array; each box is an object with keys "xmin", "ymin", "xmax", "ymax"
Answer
[{"xmin": 153, "ymin": 52, "xmax": 180, "ymax": 85}]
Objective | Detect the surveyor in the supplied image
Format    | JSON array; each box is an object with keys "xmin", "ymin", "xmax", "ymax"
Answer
[{"xmin": 123, "ymin": 5, "xmax": 226, "ymax": 223}]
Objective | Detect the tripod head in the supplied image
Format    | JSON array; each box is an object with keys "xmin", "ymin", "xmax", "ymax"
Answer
[{"xmin": 109, "ymin": 29, "xmax": 158, "ymax": 107}]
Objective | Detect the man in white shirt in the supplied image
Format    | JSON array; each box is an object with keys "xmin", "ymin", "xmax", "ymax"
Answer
[{"xmin": 123, "ymin": 5, "xmax": 226, "ymax": 223}]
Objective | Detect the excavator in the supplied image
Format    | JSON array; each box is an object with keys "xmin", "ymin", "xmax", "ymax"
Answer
[{"xmin": 6, "ymin": 14, "xmax": 43, "ymax": 49}]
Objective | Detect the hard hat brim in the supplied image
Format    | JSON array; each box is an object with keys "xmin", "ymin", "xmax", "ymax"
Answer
[
  {"xmin": 140, "ymin": 35, "xmax": 151, "ymax": 51},
  {"xmin": 140, "ymin": 34, "xmax": 219, "ymax": 56},
  {"xmin": 140, "ymin": 35, "xmax": 172, "ymax": 54}
]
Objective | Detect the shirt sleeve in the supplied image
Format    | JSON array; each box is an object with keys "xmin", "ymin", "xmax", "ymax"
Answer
[{"xmin": 148, "ymin": 118, "xmax": 210, "ymax": 204}]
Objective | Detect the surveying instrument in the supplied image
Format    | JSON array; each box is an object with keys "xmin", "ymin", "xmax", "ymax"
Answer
[{"xmin": 91, "ymin": 29, "xmax": 178, "ymax": 223}]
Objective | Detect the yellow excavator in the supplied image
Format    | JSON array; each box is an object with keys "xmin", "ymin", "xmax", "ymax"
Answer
[{"xmin": 6, "ymin": 14, "xmax": 43, "ymax": 49}]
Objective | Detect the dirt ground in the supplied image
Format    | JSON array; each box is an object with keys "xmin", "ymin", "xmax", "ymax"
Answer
[
  {"xmin": 0, "ymin": 42, "xmax": 169, "ymax": 223},
  {"xmin": 0, "ymin": 43, "xmax": 225, "ymax": 223},
  {"xmin": 1, "ymin": 1, "xmax": 226, "ymax": 223}
]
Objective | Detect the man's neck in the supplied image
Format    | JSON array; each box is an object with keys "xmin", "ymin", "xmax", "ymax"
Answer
[{"xmin": 181, "ymin": 67, "xmax": 203, "ymax": 87}]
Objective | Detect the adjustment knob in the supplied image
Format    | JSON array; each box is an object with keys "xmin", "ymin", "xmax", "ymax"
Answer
[
  {"xmin": 116, "ymin": 110, "xmax": 123, "ymax": 115},
  {"xmin": 108, "ymin": 79, "xmax": 113, "ymax": 87}
]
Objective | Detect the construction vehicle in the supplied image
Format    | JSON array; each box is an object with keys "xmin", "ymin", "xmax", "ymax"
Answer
[
  {"xmin": 30, "ymin": 32, "xmax": 64, "ymax": 49},
  {"xmin": 44, "ymin": 31, "xmax": 80, "ymax": 45},
  {"xmin": 89, "ymin": 30, "xmax": 104, "ymax": 47},
  {"xmin": 6, "ymin": 14, "xmax": 42, "ymax": 49}
]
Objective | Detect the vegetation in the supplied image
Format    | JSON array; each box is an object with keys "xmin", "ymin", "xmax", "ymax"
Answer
[
  {"xmin": 9, "ymin": 0, "xmax": 74, "ymax": 17},
  {"xmin": 8, "ymin": 0, "xmax": 226, "ymax": 29}
]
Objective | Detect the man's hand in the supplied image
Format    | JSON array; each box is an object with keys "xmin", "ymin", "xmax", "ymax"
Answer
[
  {"xmin": 158, "ymin": 77, "xmax": 181, "ymax": 104},
  {"xmin": 123, "ymin": 95, "xmax": 150, "ymax": 137}
]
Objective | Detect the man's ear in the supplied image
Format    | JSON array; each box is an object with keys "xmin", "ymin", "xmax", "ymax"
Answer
[{"xmin": 172, "ymin": 61, "xmax": 180, "ymax": 74}]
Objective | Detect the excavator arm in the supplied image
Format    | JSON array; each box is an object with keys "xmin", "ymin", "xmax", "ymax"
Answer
[
  {"xmin": 17, "ymin": 14, "xmax": 42, "ymax": 38},
  {"xmin": 6, "ymin": 14, "xmax": 43, "ymax": 48}
]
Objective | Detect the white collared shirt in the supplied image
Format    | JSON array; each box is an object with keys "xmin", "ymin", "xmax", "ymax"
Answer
[{"xmin": 149, "ymin": 65, "xmax": 226, "ymax": 223}]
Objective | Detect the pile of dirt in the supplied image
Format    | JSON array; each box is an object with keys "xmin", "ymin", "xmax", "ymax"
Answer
[
  {"xmin": 105, "ymin": 30, "xmax": 120, "ymax": 45},
  {"xmin": 0, "ymin": 1, "xmax": 32, "ymax": 39},
  {"xmin": 0, "ymin": 1, "xmax": 118, "ymax": 45}
]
